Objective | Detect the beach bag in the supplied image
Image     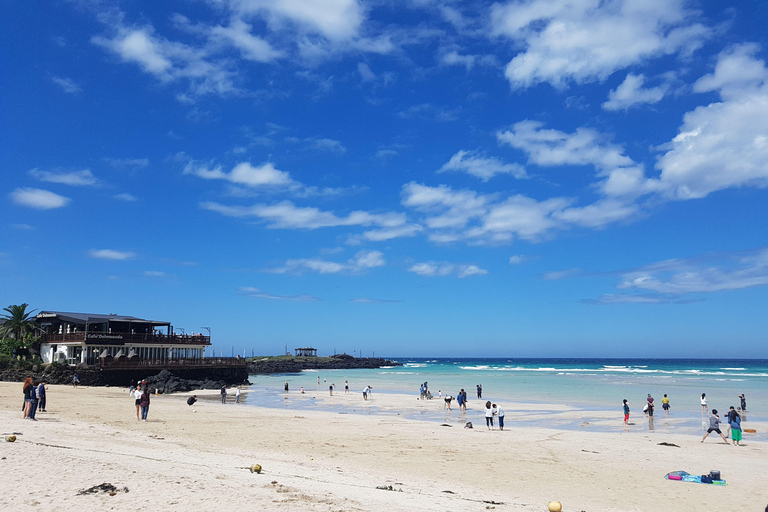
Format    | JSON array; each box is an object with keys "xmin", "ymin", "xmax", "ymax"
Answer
[
  {"xmin": 464, "ymin": 422, "xmax": 473, "ymax": 429},
  {"xmin": 709, "ymin": 470, "xmax": 720, "ymax": 480},
  {"xmin": 700, "ymin": 475, "xmax": 713, "ymax": 484}
]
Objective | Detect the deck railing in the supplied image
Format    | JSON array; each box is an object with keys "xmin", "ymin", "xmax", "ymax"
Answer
[
  {"xmin": 41, "ymin": 332, "xmax": 211, "ymax": 346},
  {"xmin": 99, "ymin": 357, "xmax": 246, "ymax": 369}
]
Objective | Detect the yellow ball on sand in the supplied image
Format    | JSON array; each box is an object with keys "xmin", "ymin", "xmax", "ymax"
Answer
[
  {"xmin": 548, "ymin": 501, "xmax": 562, "ymax": 512},
  {"xmin": 6, "ymin": 435, "xmax": 16, "ymax": 442},
  {"xmin": 250, "ymin": 464, "xmax": 262, "ymax": 474}
]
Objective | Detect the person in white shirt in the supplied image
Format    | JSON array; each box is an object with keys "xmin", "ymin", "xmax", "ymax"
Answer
[
  {"xmin": 133, "ymin": 386, "xmax": 142, "ymax": 420},
  {"xmin": 236, "ymin": 386, "xmax": 241, "ymax": 403},
  {"xmin": 493, "ymin": 404, "xmax": 505, "ymax": 430},
  {"xmin": 485, "ymin": 401, "xmax": 494, "ymax": 430},
  {"xmin": 701, "ymin": 393, "xmax": 708, "ymax": 415}
]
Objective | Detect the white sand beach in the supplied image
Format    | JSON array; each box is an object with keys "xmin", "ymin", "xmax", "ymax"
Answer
[{"xmin": 1, "ymin": 382, "xmax": 766, "ymax": 512}]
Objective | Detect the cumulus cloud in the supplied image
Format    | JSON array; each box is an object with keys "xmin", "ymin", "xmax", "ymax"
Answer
[
  {"xmin": 439, "ymin": 150, "xmax": 527, "ymax": 181},
  {"xmin": 185, "ymin": 161, "xmax": 298, "ymax": 189},
  {"xmin": 208, "ymin": 17, "xmax": 283, "ymax": 62},
  {"xmin": 114, "ymin": 193, "xmax": 138, "ymax": 201},
  {"xmin": 509, "ymin": 255, "xmax": 525, "ymax": 265},
  {"xmin": 602, "ymin": 73, "xmax": 667, "ymax": 111},
  {"xmin": 239, "ymin": 286, "xmax": 320, "ymax": 301},
  {"xmin": 267, "ymin": 250, "xmax": 385, "ymax": 275},
  {"xmin": 30, "ymin": 169, "xmax": 98, "ymax": 186},
  {"xmin": 234, "ymin": 0, "xmax": 364, "ymax": 41},
  {"xmin": 51, "ymin": 76, "xmax": 81, "ymax": 93},
  {"xmin": 11, "ymin": 188, "xmax": 70, "ymax": 209},
  {"xmin": 408, "ymin": 261, "xmax": 488, "ymax": 278},
  {"xmin": 490, "ymin": 0, "xmax": 709, "ymax": 89},
  {"xmin": 650, "ymin": 45, "xmax": 768, "ymax": 199},
  {"xmin": 89, "ymin": 249, "xmax": 136, "ymax": 260}
]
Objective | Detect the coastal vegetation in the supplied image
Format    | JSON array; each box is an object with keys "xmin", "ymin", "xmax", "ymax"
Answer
[{"xmin": 0, "ymin": 303, "xmax": 42, "ymax": 369}]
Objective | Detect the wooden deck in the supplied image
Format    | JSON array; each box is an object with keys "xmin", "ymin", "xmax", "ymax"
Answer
[{"xmin": 41, "ymin": 332, "xmax": 211, "ymax": 346}]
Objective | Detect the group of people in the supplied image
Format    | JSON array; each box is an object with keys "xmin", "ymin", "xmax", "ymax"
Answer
[
  {"xmin": 130, "ymin": 381, "xmax": 151, "ymax": 421},
  {"xmin": 702, "ymin": 406, "xmax": 744, "ymax": 446},
  {"xmin": 443, "ymin": 389, "xmax": 469, "ymax": 411},
  {"xmin": 483, "ymin": 401, "xmax": 504, "ymax": 430},
  {"xmin": 22, "ymin": 378, "xmax": 46, "ymax": 420},
  {"xmin": 220, "ymin": 385, "xmax": 242, "ymax": 403}
]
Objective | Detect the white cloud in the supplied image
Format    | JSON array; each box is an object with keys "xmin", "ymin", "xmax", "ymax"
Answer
[
  {"xmin": 542, "ymin": 268, "xmax": 582, "ymax": 280},
  {"xmin": 352, "ymin": 224, "xmax": 424, "ymax": 243},
  {"xmin": 201, "ymin": 200, "xmax": 406, "ymax": 230},
  {"xmin": 650, "ymin": 46, "xmax": 768, "ymax": 199},
  {"xmin": 358, "ymin": 62, "xmax": 376, "ymax": 81},
  {"xmin": 602, "ymin": 73, "xmax": 667, "ymax": 111},
  {"xmin": 267, "ymin": 249, "xmax": 384, "ymax": 274},
  {"xmin": 509, "ymin": 255, "xmax": 525, "ymax": 265},
  {"xmin": 616, "ymin": 248, "xmax": 768, "ymax": 295},
  {"xmin": 92, "ymin": 22, "xmax": 237, "ymax": 98},
  {"xmin": 308, "ymin": 138, "xmax": 346, "ymax": 153},
  {"xmin": 439, "ymin": 50, "xmax": 496, "ymax": 70},
  {"xmin": 11, "ymin": 188, "xmax": 70, "ymax": 209},
  {"xmin": 104, "ymin": 157, "xmax": 149, "ymax": 169},
  {"xmin": 439, "ymin": 150, "xmax": 527, "ymax": 181},
  {"xmin": 29, "ymin": 169, "xmax": 98, "ymax": 186},
  {"xmin": 89, "ymin": 249, "xmax": 136, "ymax": 260},
  {"xmin": 490, "ymin": 0, "xmax": 709, "ymax": 89},
  {"xmin": 408, "ymin": 261, "xmax": 488, "ymax": 278},
  {"xmin": 239, "ymin": 286, "xmax": 320, "ymax": 301},
  {"xmin": 51, "ymin": 76, "xmax": 82, "ymax": 93},
  {"xmin": 497, "ymin": 120, "xmax": 635, "ymax": 171},
  {"xmin": 114, "ymin": 193, "xmax": 138, "ymax": 201},
  {"xmin": 234, "ymin": 0, "xmax": 364, "ymax": 41},
  {"xmin": 209, "ymin": 17, "xmax": 283, "ymax": 62},
  {"xmin": 186, "ymin": 161, "xmax": 297, "ymax": 189}
]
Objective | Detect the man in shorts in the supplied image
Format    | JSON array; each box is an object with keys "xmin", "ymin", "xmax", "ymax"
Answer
[{"xmin": 701, "ymin": 409, "xmax": 729, "ymax": 444}]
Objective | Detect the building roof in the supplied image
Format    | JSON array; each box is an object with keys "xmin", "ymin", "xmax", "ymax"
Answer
[{"xmin": 36, "ymin": 311, "xmax": 170, "ymax": 326}]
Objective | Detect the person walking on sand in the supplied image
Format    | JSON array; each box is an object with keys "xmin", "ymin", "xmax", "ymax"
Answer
[
  {"xmin": 661, "ymin": 394, "xmax": 670, "ymax": 417},
  {"xmin": 729, "ymin": 409, "xmax": 742, "ymax": 446},
  {"xmin": 701, "ymin": 409, "xmax": 729, "ymax": 444},
  {"xmin": 140, "ymin": 387, "xmax": 150, "ymax": 422},
  {"xmin": 701, "ymin": 393, "xmax": 708, "ymax": 415},
  {"xmin": 484, "ymin": 401, "xmax": 494, "ymax": 430},
  {"xmin": 236, "ymin": 386, "xmax": 241, "ymax": 403},
  {"xmin": 37, "ymin": 381, "xmax": 46, "ymax": 412},
  {"xmin": 494, "ymin": 404, "xmax": 505, "ymax": 431},
  {"xmin": 133, "ymin": 385, "xmax": 142, "ymax": 420},
  {"xmin": 623, "ymin": 399, "xmax": 630, "ymax": 425},
  {"xmin": 221, "ymin": 385, "xmax": 227, "ymax": 404},
  {"xmin": 72, "ymin": 373, "xmax": 79, "ymax": 388}
]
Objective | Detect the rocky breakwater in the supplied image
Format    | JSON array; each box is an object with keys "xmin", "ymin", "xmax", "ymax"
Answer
[
  {"xmin": 247, "ymin": 354, "xmax": 401, "ymax": 374},
  {"xmin": 142, "ymin": 369, "xmax": 250, "ymax": 394}
]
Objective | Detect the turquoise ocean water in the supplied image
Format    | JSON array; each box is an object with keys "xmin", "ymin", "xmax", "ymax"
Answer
[{"xmin": 245, "ymin": 358, "xmax": 768, "ymax": 440}]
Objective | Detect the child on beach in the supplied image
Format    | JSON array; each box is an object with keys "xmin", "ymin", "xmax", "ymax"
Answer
[
  {"xmin": 623, "ymin": 399, "xmax": 630, "ymax": 425},
  {"xmin": 662, "ymin": 394, "xmax": 670, "ymax": 417},
  {"xmin": 701, "ymin": 409, "xmax": 729, "ymax": 444},
  {"xmin": 485, "ymin": 401, "xmax": 494, "ymax": 430},
  {"xmin": 701, "ymin": 393, "xmax": 708, "ymax": 414}
]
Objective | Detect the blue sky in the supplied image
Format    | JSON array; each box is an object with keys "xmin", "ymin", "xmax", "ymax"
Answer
[{"xmin": 2, "ymin": 0, "xmax": 768, "ymax": 358}]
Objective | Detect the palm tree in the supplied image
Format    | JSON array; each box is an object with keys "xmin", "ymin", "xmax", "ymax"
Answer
[{"xmin": 0, "ymin": 303, "xmax": 38, "ymax": 340}]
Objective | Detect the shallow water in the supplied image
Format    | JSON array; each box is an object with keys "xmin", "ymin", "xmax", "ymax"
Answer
[{"xmin": 245, "ymin": 358, "xmax": 768, "ymax": 440}]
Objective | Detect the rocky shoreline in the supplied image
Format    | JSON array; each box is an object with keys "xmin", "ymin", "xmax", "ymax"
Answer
[
  {"xmin": 0, "ymin": 355, "xmax": 401, "ymax": 393},
  {"xmin": 246, "ymin": 354, "xmax": 401, "ymax": 374}
]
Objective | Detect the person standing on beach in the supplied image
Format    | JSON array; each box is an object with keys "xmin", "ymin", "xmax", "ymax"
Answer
[
  {"xmin": 740, "ymin": 394, "xmax": 747, "ymax": 419},
  {"xmin": 701, "ymin": 393, "xmax": 708, "ymax": 415},
  {"xmin": 134, "ymin": 385, "xmax": 142, "ymax": 420},
  {"xmin": 494, "ymin": 404, "xmax": 505, "ymax": 431},
  {"xmin": 623, "ymin": 399, "xmax": 630, "ymax": 425},
  {"xmin": 477, "ymin": 384, "xmax": 482, "ymax": 399},
  {"xmin": 23, "ymin": 377, "xmax": 34, "ymax": 419},
  {"xmin": 723, "ymin": 406, "xmax": 735, "ymax": 438},
  {"xmin": 140, "ymin": 387, "xmax": 150, "ymax": 421},
  {"xmin": 646, "ymin": 394, "xmax": 655, "ymax": 418},
  {"xmin": 701, "ymin": 409, "xmax": 729, "ymax": 444},
  {"xmin": 661, "ymin": 394, "xmax": 670, "ymax": 417},
  {"xmin": 73, "ymin": 373, "xmax": 79, "ymax": 388},
  {"xmin": 37, "ymin": 381, "xmax": 46, "ymax": 412},
  {"xmin": 484, "ymin": 401, "xmax": 494, "ymax": 430},
  {"xmin": 27, "ymin": 379, "xmax": 39, "ymax": 421},
  {"xmin": 284, "ymin": 381, "xmax": 289, "ymax": 393},
  {"xmin": 329, "ymin": 384, "xmax": 334, "ymax": 396},
  {"xmin": 729, "ymin": 409, "xmax": 742, "ymax": 446},
  {"xmin": 345, "ymin": 380, "xmax": 349, "ymax": 394},
  {"xmin": 460, "ymin": 390, "xmax": 467, "ymax": 411},
  {"xmin": 456, "ymin": 391, "xmax": 464, "ymax": 410},
  {"xmin": 236, "ymin": 386, "xmax": 241, "ymax": 403},
  {"xmin": 221, "ymin": 385, "xmax": 227, "ymax": 404}
]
